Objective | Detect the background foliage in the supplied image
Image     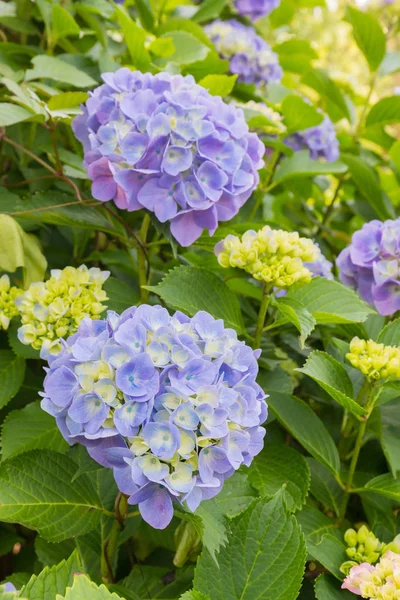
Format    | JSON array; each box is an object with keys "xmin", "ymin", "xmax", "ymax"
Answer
[{"xmin": 0, "ymin": 0, "xmax": 399, "ymax": 599}]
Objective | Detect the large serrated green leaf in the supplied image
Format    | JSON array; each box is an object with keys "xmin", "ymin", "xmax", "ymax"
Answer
[
  {"xmin": 21, "ymin": 550, "xmax": 81, "ymax": 599},
  {"xmin": 307, "ymin": 535, "xmax": 347, "ymax": 580},
  {"xmin": 287, "ymin": 278, "xmax": 374, "ymax": 324},
  {"xmin": 272, "ymin": 150, "xmax": 347, "ymax": 185},
  {"xmin": 296, "ymin": 505, "xmax": 342, "ymax": 545},
  {"xmin": 1, "ymin": 401, "xmax": 69, "ymax": 460},
  {"xmin": 346, "ymin": 6, "xmax": 386, "ymax": 72},
  {"xmin": 58, "ymin": 574, "xmax": 122, "ymax": 599},
  {"xmin": 274, "ymin": 296, "xmax": 316, "ymax": 348},
  {"xmin": 377, "ymin": 318, "xmax": 400, "ymax": 346},
  {"xmin": 0, "ymin": 451, "xmax": 105, "ymax": 542},
  {"xmin": 195, "ymin": 500, "xmax": 228, "ymax": 564},
  {"xmin": 180, "ymin": 593, "xmax": 210, "ymax": 600},
  {"xmin": 25, "ymin": 56, "xmax": 97, "ymax": 88},
  {"xmin": 297, "ymin": 351, "xmax": 366, "ymax": 417},
  {"xmin": 146, "ymin": 266, "xmax": 245, "ymax": 333},
  {"xmin": 267, "ymin": 392, "xmax": 340, "ymax": 474},
  {"xmin": 194, "ymin": 493, "xmax": 307, "ymax": 600},
  {"xmin": 0, "ymin": 350, "xmax": 25, "ymax": 409},
  {"xmin": 362, "ymin": 473, "xmax": 400, "ymax": 502},
  {"xmin": 248, "ymin": 443, "xmax": 310, "ymax": 512}
]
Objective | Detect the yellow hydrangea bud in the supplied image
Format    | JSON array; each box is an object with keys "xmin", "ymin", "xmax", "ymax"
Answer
[
  {"xmin": 347, "ymin": 337, "xmax": 400, "ymax": 381},
  {"xmin": 214, "ymin": 226, "xmax": 320, "ymax": 290},
  {"xmin": 0, "ymin": 274, "xmax": 23, "ymax": 330},
  {"xmin": 16, "ymin": 265, "xmax": 110, "ymax": 354}
]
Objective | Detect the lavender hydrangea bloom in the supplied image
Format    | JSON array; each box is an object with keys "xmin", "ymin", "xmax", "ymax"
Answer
[
  {"xmin": 72, "ymin": 70, "xmax": 265, "ymax": 246},
  {"xmin": 337, "ymin": 218, "xmax": 400, "ymax": 316},
  {"xmin": 234, "ymin": 0, "xmax": 280, "ymax": 20},
  {"xmin": 205, "ymin": 20, "xmax": 282, "ymax": 88},
  {"xmin": 305, "ymin": 245, "xmax": 334, "ymax": 280},
  {"xmin": 285, "ymin": 114, "xmax": 340, "ymax": 162},
  {"xmin": 40, "ymin": 306, "xmax": 267, "ymax": 529}
]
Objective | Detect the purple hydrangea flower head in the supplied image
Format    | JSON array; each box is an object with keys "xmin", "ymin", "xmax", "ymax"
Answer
[
  {"xmin": 305, "ymin": 244, "xmax": 334, "ymax": 280},
  {"xmin": 73, "ymin": 70, "xmax": 265, "ymax": 246},
  {"xmin": 336, "ymin": 218, "xmax": 400, "ymax": 316},
  {"xmin": 205, "ymin": 20, "xmax": 282, "ymax": 88},
  {"xmin": 286, "ymin": 114, "xmax": 339, "ymax": 162},
  {"xmin": 234, "ymin": 0, "xmax": 281, "ymax": 20},
  {"xmin": 40, "ymin": 306, "xmax": 267, "ymax": 529}
]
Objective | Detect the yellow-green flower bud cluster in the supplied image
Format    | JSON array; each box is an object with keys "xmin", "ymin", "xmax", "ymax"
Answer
[
  {"xmin": 342, "ymin": 526, "xmax": 385, "ymax": 574},
  {"xmin": 347, "ymin": 337, "xmax": 400, "ymax": 381},
  {"xmin": 16, "ymin": 265, "xmax": 110, "ymax": 353},
  {"xmin": 0, "ymin": 274, "xmax": 22, "ymax": 330},
  {"xmin": 214, "ymin": 227, "xmax": 319, "ymax": 289}
]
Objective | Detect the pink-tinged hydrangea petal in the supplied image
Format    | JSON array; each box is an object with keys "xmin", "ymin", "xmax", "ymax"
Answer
[{"xmin": 73, "ymin": 70, "xmax": 264, "ymax": 244}]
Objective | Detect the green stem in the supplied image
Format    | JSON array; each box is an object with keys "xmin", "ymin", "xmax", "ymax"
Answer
[
  {"xmin": 339, "ymin": 383, "xmax": 376, "ymax": 520},
  {"xmin": 101, "ymin": 493, "xmax": 128, "ymax": 584},
  {"xmin": 138, "ymin": 213, "xmax": 151, "ymax": 304},
  {"xmin": 253, "ymin": 285, "xmax": 270, "ymax": 350}
]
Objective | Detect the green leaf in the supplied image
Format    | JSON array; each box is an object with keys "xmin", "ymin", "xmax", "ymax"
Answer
[
  {"xmin": 35, "ymin": 538, "xmax": 76, "ymax": 568},
  {"xmin": 273, "ymin": 151, "xmax": 347, "ymax": 185},
  {"xmin": 193, "ymin": 0, "xmax": 227, "ymax": 23},
  {"xmin": 116, "ymin": 7, "xmax": 151, "ymax": 71},
  {"xmin": 362, "ymin": 473, "xmax": 400, "ymax": 502},
  {"xmin": 301, "ymin": 68, "xmax": 350, "ymax": 121},
  {"xmin": 25, "ymin": 56, "xmax": 97, "ymax": 88},
  {"xmin": 21, "ymin": 550, "xmax": 81, "ymax": 599},
  {"xmin": 148, "ymin": 37, "xmax": 175, "ymax": 58},
  {"xmin": 160, "ymin": 31, "xmax": 209, "ymax": 65},
  {"xmin": 133, "ymin": 0, "xmax": 154, "ymax": 32},
  {"xmin": 103, "ymin": 277, "xmax": 139, "ymax": 313},
  {"xmin": 198, "ymin": 74, "xmax": 237, "ymax": 97},
  {"xmin": 297, "ymin": 351, "xmax": 367, "ymax": 417},
  {"xmin": 296, "ymin": 505, "xmax": 341, "ymax": 545},
  {"xmin": 274, "ymin": 297, "xmax": 316, "ymax": 348},
  {"xmin": 315, "ymin": 574, "xmax": 354, "ymax": 600},
  {"xmin": 194, "ymin": 493, "xmax": 306, "ymax": 600},
  {"xmin": 180, "ymin": 593, "xmax": 210, "ymax": 600},
  {"xmin": 346, "ymin": 6, "xmax": 386, "ymax": 72},
  {"xmin": 59, "ymin": 574, "xmax": 122, "ymax": 599},
  {"xmin": 146, "ymin": 266, "xmax": 245, "ymax": 333},
  {"xmin": 379, "ymin": 399, "xmax": 400, "ymax": 477},
  {"xmin": 47, "ymin": 92, "xmax": 88, "ymax": 111},
  {"xmin": 281, "ymin": 95, "xmax": 323, "ymax": 134},
  {"xmin": 214, "ymin": 471, "xmax": 257, "ymax": 518},
  {"xmin": 0, "ymin": 103, "xmax": 34, "ymax": 126},
  {"xmin": 0, "ymin": 350, "xmax": 25, "ymax": 410},
  {"xmin": 118, "ymin": 565, "xmax": 194, "ymax": 599},
  {"xmin": 287, "ymin": 278, "xmax": 374, "ymax": 324},
  {"xmin": 267, "ymin": 392, "xmax": 340, "ymax": 474},
  {"xmin": 195, "ymin": 501, "xmax": 228, "ymax": 564},
  {"xmin": 341, "ymin": 154, "xmax": 393, "ymax": 220},
  {"xmin": 0, "ymin": 450, "xmax": 104, "ymax": 542},
  {"xmin": 51, "ymin": 5, "xmax": 79, "ymax": 42},
  {"xmin": 307, "ymin": 535, "xmax": 347, "ymax": 580},
  {"xmin": 377, "ymin": 318, "xmax": 400, "ymax": 345},
  {"xmin": 1, "ymin": 401, "xmax": 69, "ymax": 460},
  {"xmin": 248, "ymin": 443, "xmax": 310, "ymax": 511},
  {"xmin": 306, "ymin": 458, "xmax": 344, "ymax": 517},
  {"xmin": 390, "ymin": 140, "xmax": 400, "ymax": 172},
  {"xmin": 7, "ymin": 321, "xmax": 40, "ymax": 359},
  {"xmin": 366, "ymin": 96, "xmax": 400, "ymax": 128}
]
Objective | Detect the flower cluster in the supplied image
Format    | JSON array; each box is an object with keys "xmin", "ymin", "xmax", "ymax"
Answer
[
  {"xmin": 234, "ymin": 0, "xmax": 281, "ymax": 20},
  {"xmin": 0, "ymin": 275, "xmax": 22, "ymax": 330},
  {"xmin": 342, "ymin": 551, "xmax": 400, "ymax": 599},
  {"xmin": 337, "ymin": 219, "xmax": 400, "ymax": 316},
  {"xmin": 205, "ymin": 20, "xmax": 282, "ymax": 88},
  {"xmin": 73, "ymin": 70, "xmax": 265, "ymax": 247},
  {"xmin": 214, "ymin": 226, "xmax": 332, "ymax": 289},
  {"xmin": 17, "ymin": 265, "xmax": 109, "ymax": 356},
  {"xmin": 343, "ymin": 527, "xmax": 386, "ymax": 572},
  {"xmin": 346, "ymin": 337, "xmax": 400, "ymax": 381},
  {"xmin": 285, "ymin": 114, "xmax": 339, "ymax": 162},
  {"xmin": 40, "ymin": 305, "xmax": 267, "ymax": 529}
]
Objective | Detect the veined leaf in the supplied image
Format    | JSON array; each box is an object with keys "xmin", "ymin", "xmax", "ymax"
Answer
[
  {"xmin": 59, "ymin": 574, "xmax": 123, "ymax": 599},
  {"xmin": 0, "ymin": 451, "xmax": 104, "ymax": 542},
  {"xmin": 362, "ymin": 473, "xmax": 400, "ymax": 502},
  {"xmin": 0, "ymin": 350, "xmax": 25, "ymax": 410},
  {"xmin": 273, "ymin": 150, "xmax": 347, "ymax": 185},
  {"xmin": 366, "ymin": 96, "xmax": 400, "ymax": 128},
  {"xmin": 315, "ymin": 574, "xmax": 354, "ymax": 600},
  {"xmin": 25, "ymin": 56, "xmax": 97, "ymax": 88},
  {"xmin": 281, "ymin": 94, "xmax": 323, "ymax": 134},
  {"xmin": 21, "ymin": 550, "xmax": 81, "ymax": 599},
  {"xmin": 194, "ymin": 493, "xmax": 306, "ymax": 600},
  {"xmin": 0, "ymin": 103, "xmax": 34, "ymax": 126},
  {"xmin": 346, "ymin": 6, "xmax": 386, "ymax": 72}
]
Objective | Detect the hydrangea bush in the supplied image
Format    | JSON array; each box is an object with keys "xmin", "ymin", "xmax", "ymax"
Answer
[{"xmin": 0, "ymin": 0, "xmax": 399, "ymax": 598}]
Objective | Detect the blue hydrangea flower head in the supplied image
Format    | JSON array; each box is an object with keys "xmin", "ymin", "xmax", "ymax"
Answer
[
  {"xmin": 40, "ymin": 305, "xmax": 267, "ymax": 529},
  {"xmin": 72, "ymin": 70, "xmax": 265, "ymax": 246},
  {"xmin": 337, "ymin": 218, "xmax": 400, "ymax": 316},
  {"xmin": 234, "ymin": 0, "xmax": 281, "ymax": 20},
  {"xmin": 285, "ymin": 114, "xmax": 339, "ymax": 162},
  {"xmin": 205, "ymin": 20, "xmax": 282, "ymax": 88}
]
